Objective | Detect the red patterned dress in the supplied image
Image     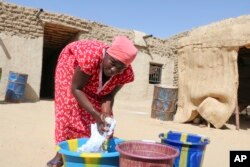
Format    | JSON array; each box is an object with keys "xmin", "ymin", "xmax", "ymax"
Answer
[{"xmin": 54, "ymin": 40, "xmax": 134, "ymax": 143}]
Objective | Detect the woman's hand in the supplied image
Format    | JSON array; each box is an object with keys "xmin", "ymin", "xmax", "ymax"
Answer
[{"xmin": 92, "ymin": 110, "xmax": 111, "ymax": 134}]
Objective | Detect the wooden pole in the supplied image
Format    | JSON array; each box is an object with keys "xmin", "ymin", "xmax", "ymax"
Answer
[{"xmin": 235, "ymin": 99, "xmax": 240, "ymax": 130}]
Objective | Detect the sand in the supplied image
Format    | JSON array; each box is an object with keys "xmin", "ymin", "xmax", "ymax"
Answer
[{"xmin": 0, "ymin": 99, "xmax": 250, "ymax": 167}]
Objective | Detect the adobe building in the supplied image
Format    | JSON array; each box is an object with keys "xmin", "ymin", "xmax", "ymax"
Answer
[
  {"xmin": 1, "ymin": 2, "xmax": 249, "ymax": 128},
  {"xmin": 174, "ymin": 15, "xmax": 250, "ymax": 128},
  {"xmin": 0, "ymin": 2, "xmax": 183, "ymax": 102}
]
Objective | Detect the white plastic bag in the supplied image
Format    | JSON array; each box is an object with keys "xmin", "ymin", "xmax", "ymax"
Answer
[{"xmin": 77, "ymin": 117, "xmax": 116, "ymax": 153}]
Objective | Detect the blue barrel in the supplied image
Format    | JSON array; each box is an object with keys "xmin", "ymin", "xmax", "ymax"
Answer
[
  {"xmin": 57, "ymin": 137, "xmax": 124, "ymax": 167},
  {"xmin": 5, "ymin": 71, "xmax": 28, "ymax": 103},
  {"xmin": 159, "ymin": 131, "xmax": 210, "ymax": 167}
]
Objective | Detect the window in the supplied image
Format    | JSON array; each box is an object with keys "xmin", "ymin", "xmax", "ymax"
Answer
[{"xmin": 149, "ymin": 63, "xmax": 163, "ymax": 84}]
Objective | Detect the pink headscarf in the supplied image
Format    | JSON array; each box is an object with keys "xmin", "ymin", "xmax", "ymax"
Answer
[{"xmin": 107, "ymin": 36, "xmax": 137, "ymax": 66}]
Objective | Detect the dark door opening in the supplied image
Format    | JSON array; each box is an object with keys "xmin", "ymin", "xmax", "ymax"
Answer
[
  {"xmin": 40, "ymin": 23, "xmax": 80, "ymax": 99},
  {"xmin": 40, "ymin": 48, "xmax": 61, "ymax": 99},
  {"xmin": 237, "ymin": 47, "xmax": 250, "ymax": 112}
]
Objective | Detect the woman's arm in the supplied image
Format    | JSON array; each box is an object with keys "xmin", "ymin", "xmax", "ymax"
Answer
[
  {"xmin": 101, "ymin": 85, "xmax": 123, "ymax": 116},
  {"xmin": 71, "ymin": 66, "xmax": 103, "ymax": 123}
]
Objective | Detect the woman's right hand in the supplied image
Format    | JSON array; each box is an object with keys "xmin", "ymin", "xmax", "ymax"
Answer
[
  {"xmin": 96, "ymin": 113, "xmax": 110, "ymax": 134},
  {"xmin": 93, "ymin": 111, "xmax": 109, "ymax": 134}
]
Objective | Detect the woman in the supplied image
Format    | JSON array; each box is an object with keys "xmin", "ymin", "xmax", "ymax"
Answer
[{"xmin": 47, "ymin": 36, "xmax": 137, "ymax": 167}]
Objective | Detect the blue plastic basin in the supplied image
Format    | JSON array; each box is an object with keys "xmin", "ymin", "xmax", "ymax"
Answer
[{"xmin": 57, "ymin": 137, "xmax": 123, "ymax": 167}]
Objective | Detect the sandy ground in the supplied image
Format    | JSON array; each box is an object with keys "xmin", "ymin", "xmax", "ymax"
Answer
[{"xmin": 0, "ymin": 99, "xmax": 250, "ymax": 167}]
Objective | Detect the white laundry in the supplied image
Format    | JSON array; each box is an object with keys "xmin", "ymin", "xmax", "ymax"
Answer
[
  {"xmin": 77, "ymin": 117, "xmax": 116, "ymax": 153},
  {"xmin": 103, "ymin": 117, "xmax": 116, "ymax": 137}
]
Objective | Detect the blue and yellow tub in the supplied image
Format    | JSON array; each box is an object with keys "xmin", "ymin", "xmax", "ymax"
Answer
[
  {"xmin": 57, "ymin": 138, "xmax": 123, "ymax": 167},
  {"xmin": 159, "ymin": 131, "xmax": 210, "ymax": 167}
]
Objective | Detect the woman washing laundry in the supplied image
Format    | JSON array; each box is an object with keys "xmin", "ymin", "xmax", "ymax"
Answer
[{"xmin": 47, "ymin": 36, "xmax": 137, "ymax": 167}]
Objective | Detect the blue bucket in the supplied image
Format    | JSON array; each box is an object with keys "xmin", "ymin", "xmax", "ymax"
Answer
[
  {"xmin": 57, "ymin": 137, "xmax": 124, "ymax": 167},
  {"xmin": 5, "ymin": 71, "xmax": 28, "ymax": 102},
  {"xmin": 159, "ymin": 131, "xmax": 210, "ymax": 167}
]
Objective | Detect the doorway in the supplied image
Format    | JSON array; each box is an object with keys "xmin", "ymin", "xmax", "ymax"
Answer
[
  {"xmin": 40, "ymin": 23, "xmax": 80, "ymax": 99},
  {"xmin": 237, "ymin": 47, "xmax": 250, "ymax": 112}
]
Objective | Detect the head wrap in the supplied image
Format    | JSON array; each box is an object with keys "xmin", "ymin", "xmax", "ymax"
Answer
[{"xmin": 107, "ymin": 36, "xmax": 137, "ymax": 66}]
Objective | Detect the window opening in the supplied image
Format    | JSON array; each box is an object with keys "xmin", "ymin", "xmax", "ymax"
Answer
[{"xmin": 149, "ymin": 63, "xmax": 163, "ymax": 84}]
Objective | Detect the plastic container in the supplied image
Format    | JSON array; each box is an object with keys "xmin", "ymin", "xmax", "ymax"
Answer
[
  {"xmin": 57, "ymin": 137, "xmax": 123, "ymax": 167},
  {"xmin": 151, "ymin": 85, "xmax": 178, "ymax": 121},
  {"xmin": 116, "ymin": 140, "xmax": 179, "ymax": 167},
  {"xmin": 159, "ymin": 131, "xmax": 210, "ymax": 167},
  {"xmin": 5, "ymin": 71, "xmax": 28, "ymax": 102}
]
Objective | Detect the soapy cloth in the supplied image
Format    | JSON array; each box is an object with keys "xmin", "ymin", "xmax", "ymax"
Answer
[{"xmin": 77, "ymin": 117, "xmax": 116, "ymax": 153}]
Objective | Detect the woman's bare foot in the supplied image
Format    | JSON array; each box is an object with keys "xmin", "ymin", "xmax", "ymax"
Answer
[{"xmin": 47, "ymin": 152, "xmax": 63, "ymax": 167}]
